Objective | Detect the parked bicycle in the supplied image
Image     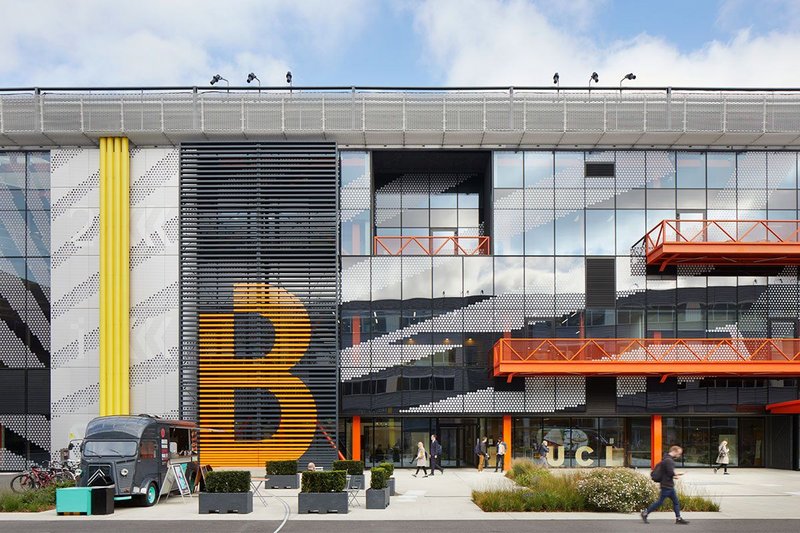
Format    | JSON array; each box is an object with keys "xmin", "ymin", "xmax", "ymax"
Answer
[{"xmin": 10, "ymin": 461, "xmax": 79, "ymax": 493}]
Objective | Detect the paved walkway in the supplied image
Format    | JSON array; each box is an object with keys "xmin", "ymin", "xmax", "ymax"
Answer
[{"xmin": 0, "ymin": 468, "xmax": 797, "ymax": 522}]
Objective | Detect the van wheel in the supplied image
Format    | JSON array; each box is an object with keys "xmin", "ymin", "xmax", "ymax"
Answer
[{"xmin": 141, "ymin": 481, "xmax": 158, "ymax": 507}]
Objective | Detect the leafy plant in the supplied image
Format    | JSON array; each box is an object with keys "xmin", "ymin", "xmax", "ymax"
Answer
[
  {"xmin": 577, "ymin": 468, "xmax": 657, "ymax": 513},
  {"xmin": 204, "ymin": 471, "xmax": 251, "ymax": 493},
  {"xmin": 0, "ymin": 480, "xmax": 75, "ymax": 513},
  {"xmin": 331, "ymin": 460, "xmax": 364, "ymax": 475},
  {"xmin": 301, "ymin": 470, "xmax": 347, "ymax": 493},
  {"xmin": 265, "ymin": 460, "xmax": 298, "ymax": 476},
  {"xmin": 370, "ymin": 467, "xmax": 388, "ymax": 490},
  {"xmin": 377, "ymin": 462, "xmax": 394, "ymax": 477}
]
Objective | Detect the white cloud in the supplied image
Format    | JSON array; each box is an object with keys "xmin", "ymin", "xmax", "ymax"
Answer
[
  {"xmin": 414, "ymin": 0, "xmax": 800, "ymax": 87},
  {"xmin": 0, "ymin": 0, "xmax": 369, "ymax": 85}
]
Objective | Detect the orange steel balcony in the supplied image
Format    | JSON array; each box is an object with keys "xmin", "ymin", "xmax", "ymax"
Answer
[
  {"xmin": 374, "ymin": 235, "xmax": 490, "ymax": 256},
  {"xmin": 492, "ymin": 338, "xmax": 800, "ymax": 378},
  {"xmin": 643, "ymin": 219, "xmax": 800, "ymax": 271}
]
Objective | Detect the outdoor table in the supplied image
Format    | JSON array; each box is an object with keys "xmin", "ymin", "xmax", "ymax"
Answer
[{"xmin": 250, "ymin": 477, "xmax": 270, "ymax": 508}]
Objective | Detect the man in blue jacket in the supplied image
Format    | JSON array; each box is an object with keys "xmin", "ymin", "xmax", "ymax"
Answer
[
  {"xmin": 429, "ymin": 434, "xmax": 444, "ymax": 476},
  {"xmin": 641, "ymin": 445, "xmax": 690, "ymax": 525}
]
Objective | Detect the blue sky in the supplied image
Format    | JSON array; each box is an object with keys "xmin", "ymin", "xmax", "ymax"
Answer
[{"xmin": 1, "ymin": 0, "xmax": 799, "ymax": 87}]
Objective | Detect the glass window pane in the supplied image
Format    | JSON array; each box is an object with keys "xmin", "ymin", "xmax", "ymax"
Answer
[
  {"xmin": 0, "ymin": 153, "xmax": 26, "ymax": 189},
  {"xmin": 525, "ymin": 257, "xmax": 554, "ymax": 295},
  {"xmin": 646, "ymin": 189, "xmax": 675, "ymax": 209},
  {"xmin": 768, "ymin": 152, "xmax": 796, "ymax": 189},
  {"xmin": 458, "ymin": 209, "xmax": 479, "ymax": 227},
  {"xmin": 555, "ymin": 257, "xmax": 585, "ymax": 295},
  {"xmin": 463, "ymin": 257, "xmax": 493, "ymax": 296},
  {"xmin": 402, "ymin": 209, "xmax": 429, "ymax": 227},
  {"xmin": 737, "ymin": 152, "xmax": 766, "ymax": 189},
  {"xmin": 26, "ymin": 210, "xmax": 50, "ymax": 257},
  {"xmin": 707, "ymin": 153, "xmax": 735, "ymax": 188},
  {"xmin": 494, "ymin": 210, "xmax": 524, "ymax": 255},
  {"xmin": 494, "ymin": 152, "xmax": 523, "ymax": 188},
  {"xmin": 458, "ymin": 191, "xmax": 479, "ymax": 208},
  {"xmin": 375, "ymin": 191, "xmax": 401, "ymax": 209},
  {"xmin": 430, "ymin": 209, "xmax": 458, "ymax": 228},
  {"xmin": 647, "ymin": 151, "xmax": 675, "ymax": 188},
  {"xmin": 616, "ymin": 210, "xmax": 644, "ymax": 255},
  {"xmin": 525, "ymin": 212, "xmax": 554, "ymax": 255},
  {"xmin": 341, "ymin": 210, "xmax": 371, "ymax": 255},
  {"xmin": 555, "ymin": 211, "xmax": 584, "ymax": 255},
  {"xmin": 677, "ymin": 152, "xmax": 705, "ymax": 188},
  {"xmin": 554, "ymin": 152, "xmax": 584, "ymax": 188},
  {"xmin": 524, "ymin": 152, "xmax": 553, "ymax": 188},
  {"xmin": 340, "ymin": 151, "xmax": 369, "ymax": 187},
  {"xmin": 402, "ymin": 257, "xmax": 432, "ymax": 300},
  {"xmin": 586, "ymin": 210, "xmax": 614, "ymax": 255},
  {"xmin": 430, "ymin": 192, "xmax": 457, "ymax": 208},
  {"xmin": 0, "ymin": 211, "xmax": 25, "ymax": 256}
]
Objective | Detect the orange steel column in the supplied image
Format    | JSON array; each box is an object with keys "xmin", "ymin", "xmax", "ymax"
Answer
[
  {"xmin": 651, "ymin": 415, "xmax": 662, "ymax": 469},
  {"xmin": 352, "ymin": 416, "xmax": 362, "ymax": 461},
  {"xmin": 502, "ymin": 415, "xmax": 512, "ymax": 471}
]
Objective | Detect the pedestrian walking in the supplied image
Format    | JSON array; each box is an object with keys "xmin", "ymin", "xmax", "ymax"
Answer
[
  {"xmin": 538, "ymin": 440, "xmax": 549, "ymax": 466},
  {"xmin": 412, "ymin": 441, "xmax": 429, "ymax": 477},
  {"xmin": 641, "ymin": 445, "xmax": 690, "ymax": 525},
  {"xmin": 429, "ymin": 434, "xmax": 444, "ymax": 475},
  {"xmin": 475, "ymin": 437, "xmax": 488, "ymax": 471},
  {"xmin": 495, "ymin": 436, "xmax": 507, "ymax": 472},
  {"xmin": 713, "ymin": 440, "xmax": 730, "ymax": 475}
]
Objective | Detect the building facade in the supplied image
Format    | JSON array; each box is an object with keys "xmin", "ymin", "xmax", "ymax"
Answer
[{"xmin": 0, "ymin": 88, "xmax": 799, "ymax": 471}]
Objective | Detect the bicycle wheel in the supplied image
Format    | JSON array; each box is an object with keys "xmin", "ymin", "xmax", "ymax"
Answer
[
  {"xmin": 10, "ymin": 473, "xmax": 36, "ymax": 493},
  {"xmin": 55, "ymin": 469, "xmax": 77, "ymax": 483}
]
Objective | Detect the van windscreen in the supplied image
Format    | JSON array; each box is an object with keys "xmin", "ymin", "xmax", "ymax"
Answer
[{"xmin": 83, "ymin": 441, "xmax": 138, "ymax": 457}]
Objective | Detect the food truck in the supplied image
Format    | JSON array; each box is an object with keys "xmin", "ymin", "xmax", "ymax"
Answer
[{"xmin": 79, "ymin": 415, "xmax": 199, "ymax": 506}]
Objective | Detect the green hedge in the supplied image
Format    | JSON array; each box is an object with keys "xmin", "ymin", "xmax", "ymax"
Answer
[
  {"xmin": 265, "ymin": 460, "xmax": 297, "ymax": 476},
  {"xmin": 377, "ymin": 462, "xmax": 394, "ymax": 477},
  {"xmin": 332, "ymin": 460, "xmax": 364, "ymax": 475},
  {"xmin": 301, "ymin": 470, "xmax": 347, "ymax": 493},
  {"xmin": 204, "ymin": 471, "xmax": 251, "ymax": 493},
  {"xmin": 370, "ymin": 467, "xmax": 388, "ymax": 490}
]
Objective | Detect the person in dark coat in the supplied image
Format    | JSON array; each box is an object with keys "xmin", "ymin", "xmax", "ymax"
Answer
[
  {"xmin": 641, "ymin": 445, "xmax": 690, "ymax": 525},
  {"xmin": 429, "ymin": 434, "xmax": 444, "ymax": 475}
]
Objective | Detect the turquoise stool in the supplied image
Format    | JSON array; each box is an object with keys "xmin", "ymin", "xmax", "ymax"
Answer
[{"xmin": 56, "ymin": 487, "xmax": 93, "ymax": 515}]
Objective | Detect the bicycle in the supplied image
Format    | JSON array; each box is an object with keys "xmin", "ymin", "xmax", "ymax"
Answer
[{"xmin": 10, "ymin": 463, "xmax": 64, "ymax": 493}]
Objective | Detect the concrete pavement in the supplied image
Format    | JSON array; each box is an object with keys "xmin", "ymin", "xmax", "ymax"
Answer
[{"xmin": 0, "ymin": 467, "xmax": 797, "ymax": 522}]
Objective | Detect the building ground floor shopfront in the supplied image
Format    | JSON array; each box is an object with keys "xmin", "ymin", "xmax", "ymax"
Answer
[{"xmin": 338, "ymin": 414, "xmax": 800, "ymax": 470}]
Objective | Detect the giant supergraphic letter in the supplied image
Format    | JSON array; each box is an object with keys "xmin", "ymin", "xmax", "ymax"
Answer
[{"xmin": 199, "ymin": 283, "xmax": 316, "ymax": 466}]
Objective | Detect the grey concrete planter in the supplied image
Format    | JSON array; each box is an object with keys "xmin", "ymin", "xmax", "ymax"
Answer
[
  {"xmin": 198, "ymin": 492, "xmax": 253, "ymax": 514},
  {"xmin": 298, "ymin": 492, "xmax": 348, "ymax": 514},
  {"xmin": 266, "ymin": 474, "xmax": 299, "ymax": 489},
  {"xmin": 388, "ymin": 477, "xmax": 396, "ymax": 496},
  {"xmin": 366, "ymin": 487, "xmax": 390, "ymax": 509}
]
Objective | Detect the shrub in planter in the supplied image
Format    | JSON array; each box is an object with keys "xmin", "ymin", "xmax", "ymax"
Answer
[
  {"xmin": 200, "ymin": 471, "xmax": 252, "ymax": 514},
  {"xmin": 377, "ymin": 462, "xmax": 396, "ymax": 495},
  {"xmin": 576, "ymin": 468, "xmax": 658, "ymax": 513},
  {"xmin": 299, "ymin": 471, "xmax": 348, "ymax": 514},
  {"xmin": 366, "ymin": 467, "xmax": 389, "ymax": 509},
  {"xmin": 265, "ymin": 460, "xmax": 299, "ymax": 489},
  {"xmin": 331, "ymin": 460, "xmax": 364, "ymax": 475},
  {"xmin": 266, "ymin": 460, "xmax": 297, "ymax": 476}
]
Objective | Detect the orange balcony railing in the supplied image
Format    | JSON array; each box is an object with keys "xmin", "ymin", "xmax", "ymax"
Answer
[
  {"xmin": 492, "ymin": 338, "xmax": 800, "ymax": 377},
  {"xmin": 373, "ymin": 236, "xmax": 490, "ymax": 256},
  {"xmin": 643, "ymin": 219, "xmax": 800, "ymax": 271}
]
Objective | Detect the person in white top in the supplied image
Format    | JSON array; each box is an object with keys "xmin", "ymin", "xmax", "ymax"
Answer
[
  {"xmin": 713, "ymin": 440, "xmax": 730, "ymax": 475},
  {"xmin": 413, "ymin": 441, "xmax": 429, "ymax": 477},
  {"xmin": 495, "ymin": 437, "xmax": 507, "ymax": 472}
]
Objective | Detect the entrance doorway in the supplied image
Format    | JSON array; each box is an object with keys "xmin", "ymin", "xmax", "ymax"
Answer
[{"xmin": 438, "ymin": 424, "xmax": 477, "ymax": 468}]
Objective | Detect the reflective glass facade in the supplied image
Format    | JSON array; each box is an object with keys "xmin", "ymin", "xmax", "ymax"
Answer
[{"xmin": 339, "ymin": 149, "xmax": 800, "ymax": 468}]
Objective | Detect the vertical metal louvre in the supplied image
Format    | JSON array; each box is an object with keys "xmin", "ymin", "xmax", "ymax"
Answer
[{"xmin": 180, "ymin": 142, "xmax": 339, "ymax": 467}]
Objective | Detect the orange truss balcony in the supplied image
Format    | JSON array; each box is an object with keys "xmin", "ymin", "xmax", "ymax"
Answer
[
  {"xmin": 374, "ymin": 235, "xmax": 490, "ymax": 256},
  {"xmin": 492, "ymin": 338, "xmax": 800, "ymax": 378},
  {"xmin": 643, "ymin": 219, "xmax": 800, "ymax": 271}
]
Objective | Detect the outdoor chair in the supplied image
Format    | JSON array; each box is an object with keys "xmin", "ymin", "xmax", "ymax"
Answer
[{"xmin": 347, "ymin": 475, "xmax": 362, "ymax": 507}]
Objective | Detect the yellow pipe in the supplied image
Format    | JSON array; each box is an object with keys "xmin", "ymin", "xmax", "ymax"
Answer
[{"xmin": 99, "ymin": 137, "xmax": 130, "ymax": 416}]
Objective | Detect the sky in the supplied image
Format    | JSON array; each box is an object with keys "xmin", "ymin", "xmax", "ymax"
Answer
[{"xmin": 1, "ymin": 0, "xmax": 799, "ymax": 88}]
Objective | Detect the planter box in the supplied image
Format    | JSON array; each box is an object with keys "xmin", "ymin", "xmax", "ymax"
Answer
[
  {"xmin": 198, "ymin": 492, "xmax": 253, "ymax": 514},
  {"xmin": 298, "ymin": 491, "xmax": 348, "ymax": 514},
  {"xmin": 347, "ymin": 474, "xmax": 365, "ymax": 489},
  {"xmin": 266, "ymin": 474, "xmax": 299, "ymax": 489},
  {"xmin": 388, "ymin": 477, "xmax": 396, "ymax": 496},
  {"xmin": 90, "ymin": 486, "xmax": 115, "ymax": 515},
  {"xmin": 366, "ymin": 487, "xmax": 390, "ymax": 509}
]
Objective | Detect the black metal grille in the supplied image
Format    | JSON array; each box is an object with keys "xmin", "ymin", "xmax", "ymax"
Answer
[{"xmin": 179, "ymin": 142, "xmax": 339, "ymax": 466}]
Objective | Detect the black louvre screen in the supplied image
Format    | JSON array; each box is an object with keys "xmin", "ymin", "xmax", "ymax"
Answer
[
  {"xmin": 179, "ymin": 142, "xmax": 339, "ymax": 467},
  {"xmin": 586, "ymin": 257, "xmax": 616, "ymax": 308},
  {"xmin": 585, "ymin": 162, "xmax": 615, "ymax": 177}
]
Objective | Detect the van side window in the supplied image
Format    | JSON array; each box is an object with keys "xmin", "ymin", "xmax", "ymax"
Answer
[{"xmin": 139, "ymin": 440, "xmax": 157, "ymax": 459}]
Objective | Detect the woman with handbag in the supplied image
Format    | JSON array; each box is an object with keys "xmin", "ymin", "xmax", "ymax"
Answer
[
  {"xmin": 713, "ymin": 440, "xmax": 730, "ymax": 475},
  {"xmin": 413, "ymin": 441, "xmax": 429, "ymax": 477}
]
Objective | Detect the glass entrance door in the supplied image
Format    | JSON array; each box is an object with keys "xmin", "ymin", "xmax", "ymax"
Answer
[{"xmin": 438, "ymin": 426, "xmax": 461, "ymax": 467}]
